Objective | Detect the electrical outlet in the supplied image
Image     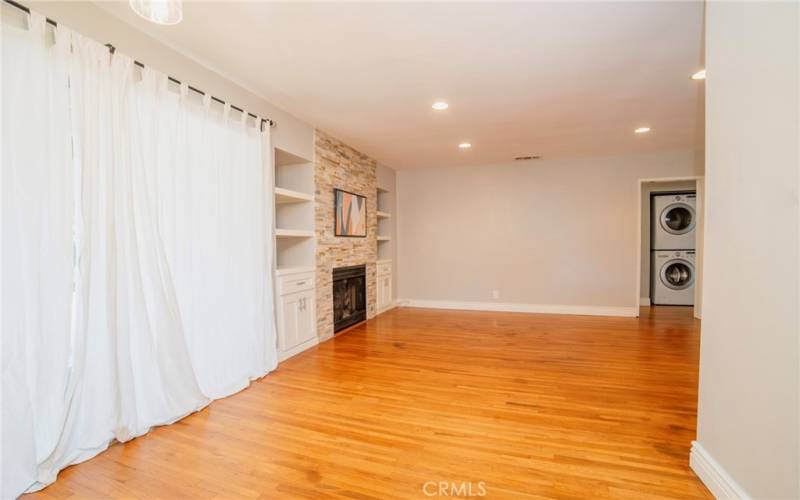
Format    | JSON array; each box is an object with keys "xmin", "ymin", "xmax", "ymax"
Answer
[{"xmin": 491, "ymin": 290, "xmax": 500, "ymax": 299}]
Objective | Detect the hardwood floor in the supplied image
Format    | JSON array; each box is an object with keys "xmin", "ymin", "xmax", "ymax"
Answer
[{"xmin": 27, "ymin": 306, "xmax": 710, "ymax": 499}]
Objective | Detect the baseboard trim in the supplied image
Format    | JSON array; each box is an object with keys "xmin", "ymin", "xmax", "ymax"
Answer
[
  {"xmin": 376, "ymin": 301, "xmax": 398, "ymax": 315},
  {"xmin": 278, "ymin": 337, "xmax": 319, "ymax": 362},
  {"xmin": 640, "ymin": 297, "xmax": 651, "ymax": 306},
  {"xmin": 398, "ymin": 299, "xmax": 637, "ymax": 318},
  {"xmin": 690, "ymin": 441, "xmax": 750, "ymax": 499}
]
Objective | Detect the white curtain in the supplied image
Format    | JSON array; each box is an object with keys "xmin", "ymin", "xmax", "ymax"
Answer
[
  {"xmin": 2, "ymin": 12, "xmax": 277, "ymax": 498},
  {"xmin": 2, "ymin": 13, "xmax": 75, "ymax": 498},
  {"xmin": 163, "ymin": 87, "xmax": 276, "ymax": 400}
]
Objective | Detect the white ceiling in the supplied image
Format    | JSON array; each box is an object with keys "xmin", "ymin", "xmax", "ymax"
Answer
[{"xmin": 98, "ymin": 1, "xmax": 705, "ymax": 169}]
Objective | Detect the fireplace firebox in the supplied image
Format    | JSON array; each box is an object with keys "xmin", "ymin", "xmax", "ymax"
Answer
[{"xmin": 332, "ymin": 265, "xmax": 366, "ymax": 333}]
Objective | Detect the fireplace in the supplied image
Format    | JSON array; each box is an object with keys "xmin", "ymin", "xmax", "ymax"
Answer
[{"xmin": 332, "ymin": 264, "xmax": 366, "ymax": 333}]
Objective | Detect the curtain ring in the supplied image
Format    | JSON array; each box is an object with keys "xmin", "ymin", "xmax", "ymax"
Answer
[
  {"xmin": 139, "ymin": 64, "xmax": 150, "ymax": 84},
  {"xmin": 28, "ymin": 12, "xmax": 46, "ymax": 39},
  {"xmin": 158, "ymin": 73, "xmax": 168, "ymax": 94},
  {"xmin": 53, "ymin": 20, "xmax": 69, "ymax": 50}
]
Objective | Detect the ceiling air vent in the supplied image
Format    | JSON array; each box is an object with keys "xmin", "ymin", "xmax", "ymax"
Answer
[{"xmin": 514, "ymin": 155, "xmax": 541, "ymax": 161}]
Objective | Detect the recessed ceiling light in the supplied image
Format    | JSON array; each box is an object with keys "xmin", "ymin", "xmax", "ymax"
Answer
[
  {"xmin": 458, "ymin": 142, "xmax": 472, "ymax": 149},
  {"xmin": 432, "ymin": 101, "xmax": 449, "ymax": 111},
  {"xmin": 634, "ymin": 127, "xmax": 651, "ymax": 134},
  {"xmin": 691, "ymin": 69, "xmax": 706, "ymax": 80}
]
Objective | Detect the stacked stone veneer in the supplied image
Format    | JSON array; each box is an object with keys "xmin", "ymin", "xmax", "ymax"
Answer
[{"xmin": 315, "ymin": 130, "xmax": 377, "ymax": 339}]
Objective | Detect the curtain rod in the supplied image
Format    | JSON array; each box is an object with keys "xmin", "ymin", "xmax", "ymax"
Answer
[{"xmin": 2, "ymin": 0, "xmax": 276, "ymax": 130}]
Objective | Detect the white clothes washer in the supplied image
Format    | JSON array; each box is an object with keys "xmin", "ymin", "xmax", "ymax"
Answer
[{"xmin": 651, "ymin": 250, "xmax": 696, "ymax": 306}]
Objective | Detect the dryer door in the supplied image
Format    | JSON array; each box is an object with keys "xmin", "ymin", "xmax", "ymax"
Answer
[
  {"xmin": 660, "ymin": 202, "xmax": 696, "ymax": 235},
  {"xmin": 660, "ymin": 259, "xmax": 695, "ymax": 290}
]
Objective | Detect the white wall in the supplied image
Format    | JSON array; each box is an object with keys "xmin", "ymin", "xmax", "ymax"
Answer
[
  {"xmin": 27, "ymin": 1, "xmax": 314, "ymax": 160},
  {"xmin": 397, "ymin": 150, "xmax": 703, "ymax": 313},
  {"xmin": 693, "ymin": 2, "xmax": 799, "ymax": 499}
]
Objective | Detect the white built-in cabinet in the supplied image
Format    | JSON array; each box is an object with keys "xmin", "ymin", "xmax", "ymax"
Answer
[
  {"xmin": 376, "ymin": 260, "xmax": 393, "ymax": 313},
  {"xmin": 273, "ymin": 146, "xmax": 317, "ymax": 361},
  {"xmin": 375, "ymin": 186, "xmax": 394, "ymax": 314},
  {"xmin": 276, "ymin": 269, "xmax": 317, "ymax": 361}
]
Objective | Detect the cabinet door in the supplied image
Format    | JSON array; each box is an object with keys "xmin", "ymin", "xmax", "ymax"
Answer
[
  {"xmin": 296, "ymin": 291, "xmax": 316, "ymax": 345},
  {"xmin": 376, "ymin": 276, "xmax": 386, "ymax": 311},
  {"xmin": 278, "ymin": 292, "xmax": 301, "ymax": 351},
  {"xmin": 384, "ymin": 275, "xmax": 392, "ymax": 306},
  {"xmin": 377, "ymin": 275, "xmax": 392, "ymax": 312}
]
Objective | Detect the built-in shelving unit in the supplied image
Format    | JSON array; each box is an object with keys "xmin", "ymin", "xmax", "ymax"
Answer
[
  {"xmin": 274, "ymin": 147, "xmax": 315, "ymax": 271},
  {"xmin": 376, "ymin": 185, "xmax": 393, "ymax": 312},
  {"xmin": 376, "ymin": 187, "xmax": 392, "ymax": 262}
]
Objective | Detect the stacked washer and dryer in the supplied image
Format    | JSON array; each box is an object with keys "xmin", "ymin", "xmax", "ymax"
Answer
[{"xmin": 650, "ymin": 192, "xmax": 697, "ymax": 306}]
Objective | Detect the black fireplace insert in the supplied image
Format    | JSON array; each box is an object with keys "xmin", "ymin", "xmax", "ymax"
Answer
[{"xmin": 332, "ymin": 264, "xmax": 366, "ymax": 333}]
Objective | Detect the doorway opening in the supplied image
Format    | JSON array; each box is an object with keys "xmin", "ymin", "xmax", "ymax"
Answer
[{"xmin": 636, "ymin": 177, "xmax": 705, "ymax": 319}]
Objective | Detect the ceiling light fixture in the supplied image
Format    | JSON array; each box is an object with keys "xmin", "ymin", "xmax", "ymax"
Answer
[
  {"xmin": 634, "ymin": 127, "xmax": 651, "ymax": 134},
  {"xmin": 691, "ymin": 69, "xmax": 706, "ymax": 80},
  {"xmin": 130, "ymin": 0, "xmax": 183, "ymax": 25},
  {"xmin": 458, "ymin": 142, "xmax": 472, "ymax": 149},
  {"xmin": 432, "ymin": 101, "xmax": 449, "ymax": 111}
]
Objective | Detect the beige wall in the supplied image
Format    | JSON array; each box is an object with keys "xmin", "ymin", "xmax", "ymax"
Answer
[
  {"xmin": 694, "ymin": 2, "xmax": 799, "ymax": 498},
  {"xmin": 397, "ymin": 150, "xmax": 703, "ymax": 311},
  {"xmin": 27, "ymin": 1, "xmax": 314, "ymax": 159}
]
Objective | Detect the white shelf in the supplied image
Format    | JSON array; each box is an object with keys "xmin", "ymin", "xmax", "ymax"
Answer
[
  {"xmin": 275, "ymin": 187, "xmax": 314, "ymax": 204},
  {"xmin": 377, "ymin": 235, "xmax": 391, "ymax": 242},
  {"xmin": 275, "ymin": 148, "xmax": 312, "ymax": 167},
  {"xmin": 377, "ymin": 211, "xmax": 391, "ymax": 219},
  {"xmin": 276, "ymin": 228, "xmax": 314, "ymax": 238}
]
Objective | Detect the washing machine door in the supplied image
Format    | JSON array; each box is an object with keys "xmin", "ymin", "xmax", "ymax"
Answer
[
  {"xmin": 660, "ymin": 202, "xmax": 696, "ymax": 235},
  {"xmin": 660, "ymin": 259, "xmax": 695, "ymax": 290}
]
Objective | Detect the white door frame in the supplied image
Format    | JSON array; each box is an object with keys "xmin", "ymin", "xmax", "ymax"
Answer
[{"xmin": 636, "ymin": 176, "xmax": 705, "ymax": 318}]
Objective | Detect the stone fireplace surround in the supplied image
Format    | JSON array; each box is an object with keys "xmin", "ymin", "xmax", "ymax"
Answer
[{"xmin": 314, "ymin": 130, "xmax": 378, "ymax": 339}]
